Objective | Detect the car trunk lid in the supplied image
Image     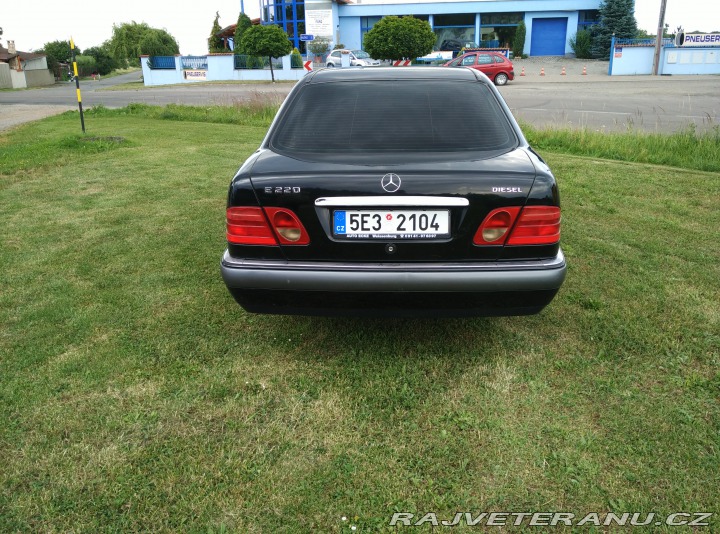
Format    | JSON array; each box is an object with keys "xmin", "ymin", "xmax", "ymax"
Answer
[{"xmin": 237, "ymin": 149, "xmax": 538, "ymax": 262}]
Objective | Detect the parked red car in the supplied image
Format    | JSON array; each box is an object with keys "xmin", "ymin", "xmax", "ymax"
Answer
[{"xmin": 443, "ymin": 52, "xmax": 515, "ymax": 86}]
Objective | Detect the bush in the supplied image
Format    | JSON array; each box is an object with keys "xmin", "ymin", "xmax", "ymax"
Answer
[
  {"xmin": 83, "ymin": 46, "xmax": 117, "ymax": 75},
  {"xmin": 291, "ymin": 47, "xmax": 303, "ymax": 68},
  {"xmin": 570, "ymin": 29, "xmax": 594, "ymax": 59},
  {"xmin": 249, "ymin": 56, "xmax": 266, "ymax": 69},
  {"xmin": 512, "ymin": 20, "xmax": 526, "ymax": 58},
  {"xmin": 308, "ymin": 37, "xmax": 330, "ymax": 58},
  {"xmin": 234, "ymin": 55, "xmax": 266, "ymax": 69},
  {"xmin": 74, "ymin": 55, "xmax": 96, "ymax": 77}
]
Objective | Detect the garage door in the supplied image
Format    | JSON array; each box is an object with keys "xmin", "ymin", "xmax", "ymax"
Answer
[{"xmin": 530, "ymin": 17, "xmax": 568, "ymax": 56}]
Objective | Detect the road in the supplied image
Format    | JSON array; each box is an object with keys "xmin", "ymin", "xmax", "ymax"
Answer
[
  {"xmin": 506, "ymin": 75, "xmax": 719, "ymax": 133},
  {"xmin": 1, "ymin": 70, "xmax": 718, "ymax": 133}
]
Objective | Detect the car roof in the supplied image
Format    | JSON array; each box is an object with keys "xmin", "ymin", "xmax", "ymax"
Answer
[
  {"xmin": 462, "ymin": 51, "xmax": 505, "ymax": 56},
  {"xmin": 306, "ymin": 66, "xmax": 483, "ymax": 84}
]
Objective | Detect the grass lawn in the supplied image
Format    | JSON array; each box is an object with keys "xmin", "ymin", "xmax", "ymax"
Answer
[{"xmin": 0, "ymin": 107, "xmax": 718, "ymax": 532}]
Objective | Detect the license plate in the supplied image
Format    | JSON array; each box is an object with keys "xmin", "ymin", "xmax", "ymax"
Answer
[{"xmin": 333, "ymin": 210, "xmax": 450, "ymax": 239}]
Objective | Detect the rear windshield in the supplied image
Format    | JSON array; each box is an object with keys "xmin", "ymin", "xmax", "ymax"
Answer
[{"xmin": 269, "ymin": 80, "xmax": 518, "ymax": 161}]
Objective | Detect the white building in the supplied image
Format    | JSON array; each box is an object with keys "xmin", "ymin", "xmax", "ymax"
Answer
[{"xmin": 0, "ymin": 43, "xmax": 55, "ymax": 89}]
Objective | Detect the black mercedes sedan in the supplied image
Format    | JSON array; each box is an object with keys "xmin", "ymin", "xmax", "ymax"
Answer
[{"xmin": 221, "ymin": 67, "xmax": 566, "ymax": 317}]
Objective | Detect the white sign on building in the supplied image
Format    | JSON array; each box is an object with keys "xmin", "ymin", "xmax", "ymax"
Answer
[
  {"xmin": 678, "ymin": 33, "xmax": 720, "ymax": 46},
  {"xmin": 306, "ymin": 9, "xmax": 333, "ymax": 37}
]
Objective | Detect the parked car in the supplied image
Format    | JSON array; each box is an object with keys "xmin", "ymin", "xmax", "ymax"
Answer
[
  {"xmin": 221, "ymin": 67, "xmax": 566, "ymax": 316},
  {"xmin": 443, "ymin": 51, "xmax": 515, "ymax": 86},
  {"xmin": 326, "ymin": 49, "xmax": 382, "ymax": 67}
]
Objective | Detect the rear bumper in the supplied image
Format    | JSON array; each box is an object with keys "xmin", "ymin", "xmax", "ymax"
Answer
[
  {"xmin": 221, "ymin": 250, "xmax": 566, "ymax": 316},
  {"xmin": 221, "ymin": 250, "xmax": 566, "ymax": 292}
]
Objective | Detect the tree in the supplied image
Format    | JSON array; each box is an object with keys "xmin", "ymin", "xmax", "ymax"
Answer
[
  {"xmin": 108, "ymin": 22, "xmax": 179, "ymax": 67},
  {"xmin": 512, "ymin": 20, "xmax": 526, "ymax": 58},
  {"xmin": 209, "ymin": 11, "xmax": 225, "ymax": 53},
  {"xmin": 240, "ymin": 24, "xmax": 292, "ymax": 82},
  {"xmin": 41, "ymin": 40, "xmax": 76, "ymax": 72},
  {"xmin": 363, "ymin": 16, "xmax": 436, "ymax": 61},
  {"xmin": 84, "ymin": 45, "xmax": 117, "ymax": 75},
  {"xmin": 307, "ymin": 37, "xmax": 330, "ymax": 59},
  {"xmin": 591, "ymin": 0, "xmax": 638, "ymax": 58},
  {"xmin": 234, "ymin": 12, "xmax": 253, "ymax": 54},
  {"xmin": 140, "ymin": 31, "xmax": 177, "ymax": 57}
]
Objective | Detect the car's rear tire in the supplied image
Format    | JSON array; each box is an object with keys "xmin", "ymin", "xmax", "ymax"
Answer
[
  {"xmin": 326, "ymin": 63, "xmax": 334, "ymax": 68},
  {"xmin": 494, "ymin": 73, "xmax": 509, "ymax": 86}
]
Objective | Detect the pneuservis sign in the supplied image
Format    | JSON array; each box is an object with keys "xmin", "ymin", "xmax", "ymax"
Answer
[{"xmin": 675, "ymin": 32, "xmax": 720, "ymax": 46}]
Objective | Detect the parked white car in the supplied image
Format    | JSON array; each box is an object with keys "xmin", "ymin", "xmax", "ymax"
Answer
[{"xmin": 326, "ymin": 49, "xmax": 382, "ymax": 67}]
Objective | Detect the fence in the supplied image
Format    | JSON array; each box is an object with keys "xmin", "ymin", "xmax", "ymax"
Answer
[
  {"xmin": 140, "ymin": 53, "xmax": 309, "ymax": 85},
  {"xmin": 613, "ymin": 38, "xmax": 674, "ymax": 48},
  {"xmin": 609, "ymin": 36, "xmax": 720, "ymax": 76},
  {"xmin": 233, "ymin": 55, "xmax": 268, "ymax": 70},
  {"xmin": 148, "ymin": 56, "xmax": 177, "ymax": 70},
  {"xmin": 181, "ymin": 56, "xmax": 208, "ymax": 70}
]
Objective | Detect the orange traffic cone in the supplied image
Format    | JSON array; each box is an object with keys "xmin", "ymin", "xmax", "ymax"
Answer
[
  {"xmin": 520, "ymin": 66, "xmax": 526, "ymax": 76},
  {"xmin": 540, "ymin": 67, "xmax": 545, "ymax": 76},
  {"xmin": 561, "ymin": 66, "xmax": 566, "ymax": 75},
  {"xmin": 582, "ymin": 65, "xmax": 587, "ymax": 75}
]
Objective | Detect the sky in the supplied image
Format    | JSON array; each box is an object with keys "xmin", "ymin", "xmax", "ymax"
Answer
[{"xmin": 0, "ymin": 0, "xmax": 717, "ymax": 56}]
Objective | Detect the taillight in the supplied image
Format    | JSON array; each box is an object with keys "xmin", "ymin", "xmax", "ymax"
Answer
[
  {"xmin": 226, "ymin": 207, "xmax": 310, "ymax": 246},
  {"xmin": 507, "ymin": 206, "xmax": 561, "ymax": 245},
  {"xmin": 474, "ymin": 206, "xmax": 561, "ymax": 246},
  {"xmin": 474, "ymin": 207, "xmax": 521, "ymax": 245},
  {"xmin": 226, "ymin": 207, "xmax": 277, "ymax": 245},
  {"xmin": 264, "ymin": 208, "xmax": 310, "ymax": 245}
]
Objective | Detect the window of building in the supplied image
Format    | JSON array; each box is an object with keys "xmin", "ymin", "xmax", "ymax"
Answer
[
  {"xmin": 263, "ymin": 0, "xmax": 306, "ymax": 52},
  {"xmin": 578, "ymin": 10, "xmax": 599, "ymax": 28},
  {"xmin": 434, "ymin": 14, "xmax": 475, "ymax": 27},
  {"xmin": 361, "ymin": 16, "xmax": 382, "ymax": 45},
  {"xmin": 482, "ymin": 12, "xmax": 523, "ymax": 25},
  {"xmin": 480, "ymin": 12, "xmax": 523, "ymax": 49},
  {"xmin": 433, "ymin": 13, "xmax": 476, "ymax": 50}
]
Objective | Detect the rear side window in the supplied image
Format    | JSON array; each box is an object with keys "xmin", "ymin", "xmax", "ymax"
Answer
[{"xmin": 270, "ymin": 80, "xmax": 517, "ymax": 158}]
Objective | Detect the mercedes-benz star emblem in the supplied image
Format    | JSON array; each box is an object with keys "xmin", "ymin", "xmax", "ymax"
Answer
[{"xmin": 381, "ymin": 173, "xmax": 401, "ymax": 193}]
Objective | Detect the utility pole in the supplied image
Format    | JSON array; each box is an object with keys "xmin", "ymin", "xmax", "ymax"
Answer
[{"xmin": 652, "ymin": 0, "xmax": 668, "ymax": 75}]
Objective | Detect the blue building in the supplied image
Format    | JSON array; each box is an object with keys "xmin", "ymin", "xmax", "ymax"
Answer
[{"xmin": 261, "ymin": 0, "xmax": 602, "ymax": 56}]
